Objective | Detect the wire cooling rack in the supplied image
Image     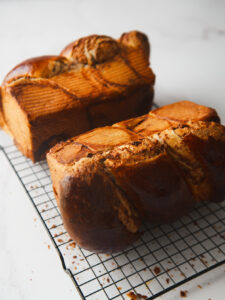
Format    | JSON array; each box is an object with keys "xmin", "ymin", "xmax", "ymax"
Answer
[{"xmin": 0, "ymin": 133, "xmax": 225, "ymax": 300}]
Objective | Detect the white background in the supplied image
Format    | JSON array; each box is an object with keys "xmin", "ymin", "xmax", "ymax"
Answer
[{"xmin": 0, "ymin": 0, "xmax": 225, "ymax": 299}]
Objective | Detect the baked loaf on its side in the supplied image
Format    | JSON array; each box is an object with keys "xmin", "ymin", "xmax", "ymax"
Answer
[
  {"xmin": 47, "ymin": 101, "xmax": 225, "ymax": 253},
  {"xmin": 0, "ymin": 31, "xmax": 155, "ymax": 162}
]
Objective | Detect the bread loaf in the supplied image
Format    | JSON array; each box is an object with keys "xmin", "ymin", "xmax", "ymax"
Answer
[
  {"xmin": 0, "ymin": 31, "xmax": 155, "ymax": 162},
  {"xmin": 47, "ymin": 101, "xmax": 225, "ymax": 253}
]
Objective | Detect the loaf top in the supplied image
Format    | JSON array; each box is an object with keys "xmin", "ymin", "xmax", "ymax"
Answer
[
  {"xmin": 48, "ymin": 100, "xmax": 220, "ymax": 166},
  {"xmin": 1, "ymin": 31, "xmax": 155, "ymax": 119}
]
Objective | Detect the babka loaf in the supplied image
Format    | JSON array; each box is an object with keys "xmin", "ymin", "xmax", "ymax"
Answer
[
  {"xmin": 0, "ymin": 31, "xmax": 155, "ymax": 162},
  {"xmin": 47, "ymin": 101, "xmax": 225, "ymax": 253}
]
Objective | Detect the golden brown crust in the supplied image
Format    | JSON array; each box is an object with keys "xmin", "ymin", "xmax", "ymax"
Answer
[
  {"xmin": 150, "ymin": 100, "xmax": 220, "ymax": 123},
  {"xmin": 2, "ymin": 56, "xmax": 69, "ymax": 85},
  {"xmin": 1, "ymin": 31, "xmax": 155, "ymax": 161},
  {"xmin": 47, "ymin": 101, "xmax": 224, "ymax": 253}
]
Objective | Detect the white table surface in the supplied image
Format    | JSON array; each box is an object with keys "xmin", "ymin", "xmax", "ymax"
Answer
[{"xmin": 0, "ymin": 0, "xmax": 225, "ymax": 299}]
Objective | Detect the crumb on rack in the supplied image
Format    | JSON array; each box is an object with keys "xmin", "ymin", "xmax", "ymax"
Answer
[
  {"xmin": 69, "ymin": 242, "xmax": 76, "ymax": 248},
  {"xmin": 153, "ymin": 266, "xmax": 161, "ymax": 275},
  {"xmin": 127, "ymin": 291, "xmax": 147, "ymax": 299}
]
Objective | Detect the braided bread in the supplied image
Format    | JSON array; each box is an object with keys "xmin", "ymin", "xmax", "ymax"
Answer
[
  {"xmin": 0, "ymin": 31, "xmax": 155, "ymax": 161},
  {"xmin": 47, "ymin": 101, "xmax": 225, "ymax": 253}
]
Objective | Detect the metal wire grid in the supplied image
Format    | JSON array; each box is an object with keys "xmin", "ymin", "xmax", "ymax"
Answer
[{"xmin": 1, "ymin": 142, "xmax": 225, "ymax": 300}]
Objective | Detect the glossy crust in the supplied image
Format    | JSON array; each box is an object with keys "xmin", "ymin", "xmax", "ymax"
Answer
[
  {"xmin": 59, "ymin": 160, "xmax": 141, "ymax": 253},
  {"xmin": 0, "ymin": 31, "xmax": 155, "ymax": 161},
  {"xmin": 47, "ymin": 101, "xmax": 225, "ymax": 253}
]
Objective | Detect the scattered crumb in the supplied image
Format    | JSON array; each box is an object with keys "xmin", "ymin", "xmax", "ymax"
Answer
[
  {"xmin": 41, "ymin": 209, "xmax": 45, "ymax": 212},
  {"xmin": 45, "ymin": 204, "xmax": 48, "ymax": 208},
  {"xmin": 166, "ymin": 278, "xmax": 170, "ymax": 284},
  {"xmin": 34, "ymin": 218, "xmax": 37, "ymax": 222},
  {"xmin": 80, "ymin": 259, "xmax": 84, "ymax": 261},
  {"xmin": 180, "ymin": 272, "xmax": 185, "ymax": 277},
  {"xmin": 117, "ymin": 286, "xmax": 121, "ymax": 290},
  {"xmin": 73, "ymin": 256, "xmax": 77, "ymax": 259},
  {"xmin": 51, "ymin": 224, "xmax": 56, "ymax": 229},
  {"xmin": 48, "ymin": 245, "xmax": 51, "ymax": 249},
  {"xmin": 153, "ymin": 266, "xmax": 161, "ymax": 275},
  {"xmin": 69, "ymin": 242, "xmax": 76, "ymax": 248},
  {"xmin": 106, "ymin": 278, "xmax": 110, "ymax": 283},
  {"xmin": 74, "ymin": 266, "xmax": 77, "ymax": 270},
  {"xmin": 57, "ymin": 238, "xmax": 63, "ymax": 243},
  {"xmin": 127, "ymin": 291, "xmax": 147, "ymax": 299},
  {"xmin": 197, "ymin": 284, "xmax": 202, "ymax": 289},
  {"xmin": 180, "ymin": 290, "xmax": 188, "ymax": 297}
]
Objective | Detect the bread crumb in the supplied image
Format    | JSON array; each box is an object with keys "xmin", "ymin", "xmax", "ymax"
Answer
[
  {"xmin": 127, "ymin": 291, "xmax": 147, "ymax": 299},
  {"xmin": 57, "ymin": 238, "xmax": 63, "ymax": 243},
  {"xmin": 51, "ymin": 224, "xmax": 56, "ymax": 229},
  {"xmin": 197, "ymin": 284, "xmax": 202, "ymax": 289},
  {"xmin": 69, "ymin": 242, "xmax": 76, "ymax": 248},
  {"xmin": 153, "ymin": 266, "xmax": 161, "ymax": 275},
  {"xmin": 180, "ymin": 290, "xmax": 188, "ymax": 297},
  {"xmin": 48, "ymin": 245, "xmax": 51, "ymax": 249}
]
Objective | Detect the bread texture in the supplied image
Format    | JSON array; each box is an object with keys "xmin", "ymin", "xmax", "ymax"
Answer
[
  {"xmin": 0, "ymin": 31, "xmax": 155, "ymax": 162},
  {"xmin": 47, "ymin": 101, "xmax": 225, "ymax": 253}
]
